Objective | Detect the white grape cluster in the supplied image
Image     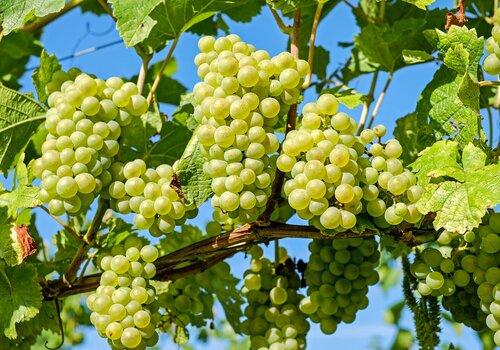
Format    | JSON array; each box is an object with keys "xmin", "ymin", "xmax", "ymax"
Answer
[
  {"xmin": 277, "ymin": 93, "xmax": 424, "ymax": 232},
  {"xmin": 87, "ymin": 237, "xmax": 160, "ymax": 349},
  {"xmin": 33, "ymin": 70, "xmax": 148, "ymax": 216},
  {"xmin": 108, "ymin": 159, "xmax": 195, "ymax": 235},
  {"xmin": 193, "ymin": 34, "xmax": 309, "ymax": 224},
  {"xmin": 484, "ymin": 12, "xmax": 500, "ymax": 75},
  {"xmin": 410, "ymin": 212, "xmax": 500, "ymax": 345},
  {"xmin": 241, "ymin": 246, "xmax": 310, "ymax": 350},
  {"xmin": 301, "ymin": 238, "xmax": 379, "ymax": 334}
]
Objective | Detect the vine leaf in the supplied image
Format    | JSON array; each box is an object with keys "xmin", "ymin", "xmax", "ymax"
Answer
[
  {"xmin": 0, "ymin": 0, "xmax": 65, "ymax": 35},
  {"xmin": 109, "ymin": 0, "xmax": 163, "ymax": 47},
  {"xmin": 401, "ymin": 0, "xmax": 435, "ymax": 10},
  {"xmin": 0, "ymin": 263, "xmax": 43, "ymax": 339},
  {"xmin": 32, "ymin": 50, "xmax": 61, "ymax": 104},
  {"xmin": 0, "ymin": 85, "xmax": 46, "ymax": 172},
  {"xmin": 173, "ymin": 134, "xmax": 212, "ymax": 206},
  {"xmin": 414, "ymin": 142, "xmax": 500, "ymax": 234},
  {"xmin": 0, "ymin": 224, "xmax": 36, "ymax": 267}
]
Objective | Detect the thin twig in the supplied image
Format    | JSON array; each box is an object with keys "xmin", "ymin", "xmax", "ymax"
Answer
[
  {"xmin": 22, "ymin": 0, "xmax": 85, "ymax": 32},
  {"xmin": 267, "ymin": 3, "xmax": 292, "ymax": 35},
  {"xmin": 357, "ymin": 70, "xmax": 379, "ymax": 134},
  {"xmin": 136, "ymin": 54, "xmax": 152, "ymax": 94},
  {"xmin": 478, "ymin": 80, "xmax": 500, "ymax": 87},
  {"xmin": 367, "ymin": 72, "xmax": 393, "ymax": 129},
  {"xmin": 147, "ymin": 36, "xmax": 180, "ymax": 104},
  {"xmin": 96, "ymin": 0, "xmax": 114, "ymax": 17},
  {"xmin": 486, "ymin": 106, "xmax": 494, "ymax": 148},
  {"xmin": 342, "ymin": 0, "xmax": 356, "ymax": 10},
  {"xmin": 303, "ymin": 2, "xmax": 324, "ymax": 89},
  {"xmin": 61, "ymin": 199, "xmax": 108, "ymax": 286},
  {"xmin": 39, "ymin": 206, "xmax": 80, "ymax": 241}
]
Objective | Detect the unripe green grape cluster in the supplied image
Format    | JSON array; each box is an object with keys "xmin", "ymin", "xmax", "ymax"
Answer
[
  {"xmin": 410, "ymin": 212, "xmax": 500, "ymax": 344},
  {"xmin": 277, "ymin": 93, "xmax": 423, "ymax": 232},
  {"xmin": 33, "ymin": 69, "xmax": 149, "ymax": 216},
  {"xmin": 87, "ymin": 237, "xmax": 160, "ymax": 349},
  {"xmin": 193, "ymin": 35, "xmax": 309, "ymax": 224},
  {"xmin": 108, "ymin": 160, "xmax": 196, "ymax": 235},
  {"xmin": 484, "ymin": 11, "xmax": 500, "ymax": 75},
  {"xmin": 301, "ymin": 238, "xmax": 380, "ymax": 334},
  {"xmin": 240, "ymin": 246, "xmax": 310, "ymax": 350}
]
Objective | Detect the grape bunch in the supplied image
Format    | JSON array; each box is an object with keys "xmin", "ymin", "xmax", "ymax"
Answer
[
  {"xmin": 410, "ymin": 212, "xmax": 500, "ymax": 344},
  {"xmin": 87, "ymin": 237, "xmax": 160, "ymax": 349},
  {"xmin": 33, "ymin": 70, "xmax": 149, "ymax": 216},
  {"xmin": 108, "ymin": 159, "xmax": 196, "ymax": 235},
  {"xmin": 484, "ymin": 11, "xmax": 500, "ymax": 75},
  {"xmin": 300, "ymin": 238, "xmax": 380, "ymax": 334},
  {"xmin": 277, "ymin": 93, "xmax": 423, "ymax": 232},
  {"xmin": 241, "ymin": 246, "xmax": 310, "ymax": 350},
  {"xmin": 193, "ymin": 34, "xmax": 309, "ymax": 225}
]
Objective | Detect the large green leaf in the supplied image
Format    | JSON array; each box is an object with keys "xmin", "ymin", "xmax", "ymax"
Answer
[
  {"xmin": 393, "ymin": 113, "xmax": 420, "ymax": 165},
  {"xmin": 0, "ymin": 264, "xmax": 42, "ymax": 339},
  {"xmin": 0, "ymin": 0, "xmax": 65, "ymax": 35},
  {"xmin": 0, "ymin": 85, "xmax": 46, "ymax": 172},
  {"xmin": 414, "ymin": 142, "xmax": 500, "ymax": 234},
  {"xmin": 32, "ymin": 50, "xmax": 61, "ymax": 104},
  {"xmin": 144, "ymin": 120, "xmax": 192, "ymax": 167},
  {"xmin": 400, "ymin": 0, "xmax": 435, "ymax": 10},
  {"xmin": 414, "ymin": 26, "xmax": 484, "ymax": 147},
  {"xmin": 173, "ymin": 134, "xmax": 212, "ymax": 206},
  {"xmin": 145, "ymin": 0, "xmax": 253, "ymax": 50},
  {"xmin": 109, "ymin": 0, "xmax": 163, "ymax": 47}
]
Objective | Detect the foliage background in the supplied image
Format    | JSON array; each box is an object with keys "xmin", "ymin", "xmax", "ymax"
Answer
[{"xmin": 1, "ymin": 0, "xmax": 497, "ymax": 348}]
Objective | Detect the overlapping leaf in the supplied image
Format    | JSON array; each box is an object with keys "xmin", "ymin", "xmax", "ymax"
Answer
[
  {"xmin": 32, "ymin": 50, "xmax": 61, "ymax": 104},
  {"xmin": 0, "ymin": 0, "xmax": 65, "ymax": 35},
  {"xmin": 412, "ymin": 142, "xmax": 500, "ymax": 233}
]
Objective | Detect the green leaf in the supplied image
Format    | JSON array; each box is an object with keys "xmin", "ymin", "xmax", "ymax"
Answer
[
  {"xmin": 145, "ymin": 0, "xmax": 253, "ymax": 50},
  {"xmin": 402, "ymin": 49, "xmax": 433, "ymax": 64},
  {"xmin": 109, "ymin": 0, "xmax": 163, "ymax": 47},
  {"xmin": 401, "ymin": 0, "xmax": 435, "ymax": 10},
  {"xmin": 410, "ymin": 140, "xmax": 461, "ymax": 184},
  {"xmin": 0, "ymin": 223, "xmax": 36, "ymax": 267},
  {"xmin": 415, "ymin": 143, "xmax": 500, "ymax": 233},
  {"xmin": 0, "ymin": 186, "xmax": 40, "ymax": 217},
  {"xmin": 32, "ymin": 50, "xmax": 61, "ymax": 104},
  {"xmin": 144, "ymin": 120, "xmax": 192, "ymax": 167},
  {"xmin": 393, "ymin": 113, "xmax": 420, "ymax": 165},
  {"xmin": 173, "ymin": 135, "xmax": 212, "ymax": 206},
  {"xmin": 0, "ymin": 0, "xmax": 65, "ymax": 35},
  {"xmin": 98, "ymin": 217, "xmax": 137, "ymax": 249},
  {"xmin": 0, "ymin": 264, "xmax": 42, "ymax": 339},
  {"xmin": 224, "ymin": 0, "xmax": 264, "ymax": 22},
  {"xmin": 0, "ymin": 84, "xmax": 46, "ymax": 172},
  {"xmin": 335, "ymin": 90, "xmax": 366, "ymax": 109},
  {"xmin": 52, "ymin": 231, "xmax": 80, "ymax": 272}
]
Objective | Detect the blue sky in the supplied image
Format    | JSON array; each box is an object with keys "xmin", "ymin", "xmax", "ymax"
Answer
[{"xmin": 10, "ymin": 0, "xmax": 497, "ymax": 349}]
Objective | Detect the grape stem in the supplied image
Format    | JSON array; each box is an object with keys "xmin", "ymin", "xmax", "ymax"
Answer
[
  {"xmin": 136, "ymin": 52, "xmax": 152, "ymax": 94},
  {"xmin": 21, "ymin": 0, "xmax": 85, "ymax": 33},
  {"xmin": 96, "ymin": 0, "xmax": 114, "ymax": 17},
  {"xmin": 54, "ymin": 198, "xmax": 108, "ymax": 289},
  {"xmin": 42, "ymin": 219, "xmax": 435, "ymax": 299},
  {"xmin": 147, "ymin": 36, "xmax": 180, "ymax": 105},
  {"xmin": 39, "ymin": 205, "xmax": 80, "ymax": 241},
  {"xmin": 478, "ymin": 80, "xmax": 500, "ymax": 87},
  {"xmin": 356, "ymin": 70, "xmax": 379, "ymax": 135},
  {"xmin": 257, "ymin": 9, "xmax": 301, "ymax": 224},
  {"xmin": 367, "ymin": 71, "xmax": 393, "ymax": 129},
  {"xmin": 267, "ymin": 3, "xmax": 293, "ymax": 35},
  {"xmin": 302, "ymin": 2, "xmax": 324, "ymax": 89}
]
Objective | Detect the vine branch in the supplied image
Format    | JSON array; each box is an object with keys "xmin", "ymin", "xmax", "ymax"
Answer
[
  {"xmin": 42, "ymin": 220, "xmax": 433, "ymax": 299},
  {"xmin": 267, "ymin": 3, "xmax": 293, "ymax": 35},
  {"xmin": 303, "ymin": 2, "xmax": 324, "ymax": 89},
  {"xmin": 136, "ymin": 53, "xmax": 152, "ymax": 94},
  {"xmin": 147, "ymin": 36, "xmax": 180, "ymax": 105},
  {"xmin": 39, "ymin": 206, "xmax": 79, "ymax": 241},
  {"xmin": 478, "ymin": 80, "xmax": 500, "ymax": 87},
  {"xmin": 367, "ymin": 72, "xmax": 393, "ymax": 129}
]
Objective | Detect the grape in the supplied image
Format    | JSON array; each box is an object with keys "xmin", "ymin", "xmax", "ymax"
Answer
[
  {"xmin": 89, "ymin": 238, "xmax": 160, "ymax": 348},
  {"xmin": 241, "ymin": 247, "xmax": 309, "ymax": 349},
  {"xmin": 305, "ymin": 238, "xmax": 379, "ymax": 335},
  {"xmin": 35, "ymin": 71, "xmax": 151, "ymax": 217}
]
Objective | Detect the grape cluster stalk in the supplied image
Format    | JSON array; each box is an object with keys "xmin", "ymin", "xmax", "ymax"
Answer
[{"xmin": 192, "ymin": 34, "xmax": 310, "ymax": 233}]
